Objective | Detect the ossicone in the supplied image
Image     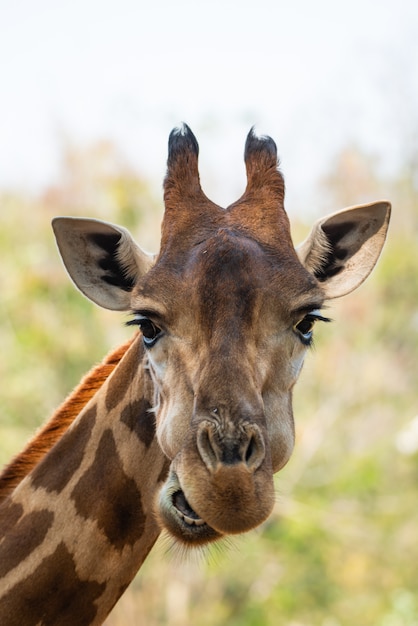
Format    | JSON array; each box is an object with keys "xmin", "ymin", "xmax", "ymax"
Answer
[
  {"xmin": 244, "ymin": 127, "xmax": 278, "ymax": 179},
  {"xmin": 164, "ymin": 123, "xmax": 203, "ymax": 204},
  {"xmin": 167, "ymin": 123, "xmax": 199, "ymax": 166},
  {"xmin": 162, "ymin": 124, "xmax": 221, "ymax": 244}
]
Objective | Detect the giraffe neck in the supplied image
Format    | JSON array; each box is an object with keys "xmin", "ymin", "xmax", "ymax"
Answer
[
  {"xmin": 0, "ymin": 337, "xmax": 134, "ymax": 504},
  {"xmin": 0, "ymin": 335, "xmax": 169, "ymax": 626}
]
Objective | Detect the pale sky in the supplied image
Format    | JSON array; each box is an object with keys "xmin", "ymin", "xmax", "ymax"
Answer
[{"xmin": 0, "ymin": 0, "xmax": 417, "ymax": 211}]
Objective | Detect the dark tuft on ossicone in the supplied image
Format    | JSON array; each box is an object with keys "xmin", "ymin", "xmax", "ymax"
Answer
[
  {"xmin": 244, "ymin": 127, "xmax": 278, "ymax": 166},
  {"xmin": 168, "ymin": 123, "xmax": 199, "ymax": 165}
]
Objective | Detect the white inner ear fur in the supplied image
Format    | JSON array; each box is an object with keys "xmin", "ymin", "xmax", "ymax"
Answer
[
  {"xmin": 116, "ymin": 229, "xmax": 155, "ymax": 280},
  {"xmin": 298, "ymin": 223, "xmax": 332, "ymax": 276}
]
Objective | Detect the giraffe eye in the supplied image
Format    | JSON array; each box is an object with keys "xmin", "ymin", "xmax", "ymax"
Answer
[
  {"xmin": 138, "ymin": 319, "xmax": 162, "ymax": 347},
  {"xmin": 294, "ymin": 315, "xmax": 316, "ymax": 345},
  {"xmin": 294, "ymin": 311, "xmax": 331, "ymax": 346},
  {"xmin": 127, "ymin": 315, "xmax": 163, "ymax": 347}
]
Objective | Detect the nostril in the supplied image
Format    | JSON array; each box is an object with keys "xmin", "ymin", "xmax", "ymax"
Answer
[
  {"xmin": 197, "ymin": 420, "xmax": 266, "ymax": 473},
  {"xmin": 197, "ymin": 423, "xmax": 219, "ymax": 472},
  {"xmin": 243, "ymin": 426, "xmax": 265, "ymax": 472},
  {"xmin": 245, "ymin": 435, "xmax": 256, "ymax": 464}
]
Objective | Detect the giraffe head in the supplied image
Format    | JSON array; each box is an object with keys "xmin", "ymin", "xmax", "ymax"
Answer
[{"xmin": 52, "ymin": 125, "xmax": 390, "ymax": 546}]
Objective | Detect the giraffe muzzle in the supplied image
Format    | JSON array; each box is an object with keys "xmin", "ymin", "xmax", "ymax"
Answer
[
  {"xmin": 155, "ymin": 414, "xmax": 275, "ymax": 543},
  {"xmin": 196, "ymin": 420, "xmax": 266, "ymax": 474}
]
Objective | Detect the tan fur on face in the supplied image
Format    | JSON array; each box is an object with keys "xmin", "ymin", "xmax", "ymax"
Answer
[
  {"xmin": 139, "ymin": 228, "xmax": 320, "ymax": 536},
  {"xmin": 175, "ymin": 443, "xmax": 275, "ymax": 534}
]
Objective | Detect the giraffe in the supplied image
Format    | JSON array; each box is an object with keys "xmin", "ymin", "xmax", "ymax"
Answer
[{"xmin": 0, "ymin": 124, "xmax": 390, "ymax": 624}]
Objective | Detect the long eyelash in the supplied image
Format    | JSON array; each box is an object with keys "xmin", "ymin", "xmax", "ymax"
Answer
[
  {"xmin": 308, "ymin": 313, "xmax": 332, "ymax": 324},
  {"xmin": 126, "ymin": 313, "xmax": 148, "ymax": 327},
  {"xmin": 298, "ymin": 313, "xmax": 332, "ymax": 349},
  {"xmin": 126, "ymin": 317, "xmax": 140, "ymax": 327}
]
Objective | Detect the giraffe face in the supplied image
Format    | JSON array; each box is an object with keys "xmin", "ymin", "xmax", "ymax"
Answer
[
  {"xmin": 52, "ymin": 125, "xmax": 390, "ymax": 546},
  {"xmin": 132, "ymin": 228, "xmax": 325, "ymax": 544}
]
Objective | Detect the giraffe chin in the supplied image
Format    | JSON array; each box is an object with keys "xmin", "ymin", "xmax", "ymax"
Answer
[{"xmin": 156, "ymin": 471, "xmax": 222, "ymax": 546}]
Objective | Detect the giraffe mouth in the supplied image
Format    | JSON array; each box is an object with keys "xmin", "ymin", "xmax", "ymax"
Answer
[
  {"xmin": 172, "ymin": 490, "xmax": 206, "ymax": 526},
  {"xmin": 157, "ymin": 471, "xmax": 222, "ymax": 545}
]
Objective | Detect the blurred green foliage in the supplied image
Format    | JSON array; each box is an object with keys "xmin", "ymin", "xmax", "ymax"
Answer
[{"xmin": 1, "ymin": 140, "xmax": 417, "ymax": 626}]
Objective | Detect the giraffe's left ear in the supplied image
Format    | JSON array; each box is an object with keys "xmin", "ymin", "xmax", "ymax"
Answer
[
  {"xmin": 296, "ymin": 201, "xmax": 391, "ymax": 299},
  {"xmin": 52, "ymin": 217, "xmax": 155, "ymax": 311}
]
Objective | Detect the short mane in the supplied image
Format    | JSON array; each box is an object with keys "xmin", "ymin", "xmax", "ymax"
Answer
[{"xmin": 0, "ymin": 336, "xmax": 135, "ymax": 503}]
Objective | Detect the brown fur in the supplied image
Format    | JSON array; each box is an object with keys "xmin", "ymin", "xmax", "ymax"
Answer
[{"xmin": 0, "ymin": 337, "xmax": 135, "ymax": 503}]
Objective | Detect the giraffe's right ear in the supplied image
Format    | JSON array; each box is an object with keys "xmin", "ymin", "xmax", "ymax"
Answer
[
  {"xmin": 52, "ymin": 217, "xmax": 155, "ymax": 311},
  {"xmin": 296, "ymin": 201, "xmax": 390, "ymax": 299}
]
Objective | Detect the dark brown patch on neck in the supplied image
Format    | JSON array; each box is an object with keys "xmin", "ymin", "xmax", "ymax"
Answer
[
  {"xmin": 120, "ymin": 399, "xmax": 155, "ymax": 448},
  {"xmin": 71, "ymin": 430, "xmax": 146, "ymax": 550},
  {"xmin": 31, "ymin": 405, "xmax": 97, "ymax": 494},
  {"xmin": 0, "ymin": 509, "xmax": 54, "ymax": 578},
  {"xmin": 0, "ymin": 542, "xmax": 105, "ymax": 625},
  {"xmin": 0, "ymin": 500, "xmax": 24, "ymax": 536}
]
